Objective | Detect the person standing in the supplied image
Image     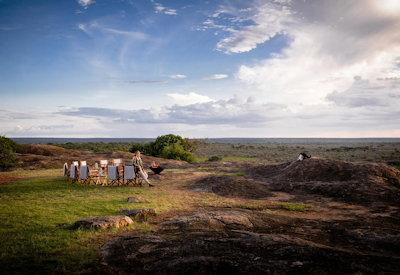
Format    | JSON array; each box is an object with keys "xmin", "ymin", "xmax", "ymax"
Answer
[{"xmin": 132, "ymin": 151, "xmax": 151, "ymax": 185}]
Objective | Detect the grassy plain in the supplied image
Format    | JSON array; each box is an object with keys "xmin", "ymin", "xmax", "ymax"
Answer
[{"xmin": 1, "ymin": 141, "xmax": 399, "ymax": 273}]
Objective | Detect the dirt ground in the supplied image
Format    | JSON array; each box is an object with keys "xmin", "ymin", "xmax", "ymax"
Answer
[
  {"xmin": 100, "ymin": 157, "xmax": 400, "ymax": 274},
  {"xmin": 9, "ymin": 144, "xmax": 400, "ymax": 273}
]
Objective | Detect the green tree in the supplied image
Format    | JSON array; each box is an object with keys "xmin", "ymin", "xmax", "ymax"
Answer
[
  {"xmin": 129, "ymin": 134, "xmax": 195, "ymax": 162},
  {"xmin": 0, "ymin": 136, "xmax": 17, "ymax": 171},
  {"xmin": 151, "ymin": 134, "xmax": 185, "ymax": 155},
  {"xmin": 161, "ymin": 143, "xmax": 194, "ymax": 162}
]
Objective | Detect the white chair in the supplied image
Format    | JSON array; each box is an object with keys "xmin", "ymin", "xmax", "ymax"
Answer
[
  {"xmin": 69, "ymin": 164, "xmax": 77, "ymax": 181},
  {"xmin": 63, "ymin": 163, "xmax": 69, "ymax": 177},
  {"xmin": 123, "ymin": 165, "xmax": 135, "ymax": 185},
  {"xmin": 107, "ymin": 165, "xmax": 119, "ymax": 185},
  {"xmin": 99, "ymin": 160, "xmax": 108, "ymax": 184},
  {"xmin": 79, "ymin": 165, "xmax": 89, "ymax": 183}
]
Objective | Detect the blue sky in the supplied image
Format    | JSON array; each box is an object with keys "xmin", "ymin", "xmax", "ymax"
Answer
[{"xmin": 0, "ymin": 0, "xmax": 399, "ymax": 137}]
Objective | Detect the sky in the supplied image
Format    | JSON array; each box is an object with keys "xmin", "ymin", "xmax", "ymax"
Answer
[{"xmin": 0, "ymin": 0, "xmax": 399, "ymax": 138}]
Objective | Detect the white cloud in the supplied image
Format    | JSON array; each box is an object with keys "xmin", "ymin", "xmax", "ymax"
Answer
[
  {"xmin": 167, "ymin": 92, "xmax": 213, "ymax": 106},
  {"xmin": 204, "ymin": 74, "xmax": 229, "ymax": 80},
  {"xmin": 154, "ymin": 3, "xmax": 177, "ymax": 15},
  {"xmin": 230, "ymin": 0, "xmax": 400, "ymax": 109},
  {"xmin": 326, "ymin": 76, "xmax": 400, "ymax": 108},
  {"xmin": 78, "ymin": 0, "xmax": 95, "ymax": 8},
  {"xmin": 57, "ymin": 95, "xmax": 288, "ymax": 126},
  {"xmin": 170, "ymin": 74, "xmax": 187, "ymax": 79},
  {"xmin": 215, "ymin": 2, "xmax": 293, "ymax": 54},
  {"xmin": 77, "ymin": 22, "xmax": 148, "ymax": 40}
]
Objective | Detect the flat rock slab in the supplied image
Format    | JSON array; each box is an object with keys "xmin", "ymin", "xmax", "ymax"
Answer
[
  {"xmin": 72, "ymin": 215, "xmax": 133, "ymax": 230},
  {"xmin": 100, "ymin": 230, "xmax": 400, "ymax": 274},
  {"xmin": 127, "ymin": 196, "xmax": 149, "ymax": 203},
  {"xmin": 119, "ymin": 208, "xmax": 156, "ymax": 222},
  {"xmin": 161, "ymin": 210, "xmax": 253, "ymax": 231}
]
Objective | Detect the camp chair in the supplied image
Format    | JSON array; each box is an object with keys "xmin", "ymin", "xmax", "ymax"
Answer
[
  {"xmin": 99, "ymin": 160, "xmax": 108, "ymax": 185},
  {"xmin": 107, "ymin": 165, "xmax": 119, "ymax": 185},
  {"xmin": 123, "ymin": 165, "xmax": 135, "ymax": 186},
  {"xmin": 88, "ymin": 166, "xmax": 101, "ymax": 185},
  {"xmin": 88, "ymin": 162, "xmax": 100, "ymax": 185},
  {"xmin": 113, "ymin": 159, "xmax": 122, "ymax": 166},
  {"xmin": 79, "ymin": 165, "xmax": 89, "ymax": 184},
  {"xmin": 63, "ymin": 162, "xmax": 69, "ymax": 177},
  {"xmin": 114, "ymin": 159, "xmax": 124, "ymax": 183},
  {"xmin": 69, "ymin": 164, "xmax": 77, "ymax": 182},
  {"xmin": 72, "ymin": 161, "xmax": 80, "ymax": 178}
]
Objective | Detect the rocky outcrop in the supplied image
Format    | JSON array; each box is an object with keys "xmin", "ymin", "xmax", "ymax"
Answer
[
  {"xmin": 119, "ymin": 208, "xmax": 156, "ymax": 222},
  {"xmin": 72, "ymin": 215, "xmax": 133, "ymax": 230}
]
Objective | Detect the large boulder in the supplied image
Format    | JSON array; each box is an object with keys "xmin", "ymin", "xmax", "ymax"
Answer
[{"xmin": 72, "ymin": 215, "xmax": 133, "ymax": 230}]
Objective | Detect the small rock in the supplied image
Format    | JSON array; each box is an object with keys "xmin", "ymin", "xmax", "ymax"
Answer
[
  {"xmin": 127, "ymin": 196, "xmax": 149, "ymax": 203},
  {"xmin": 119, "ymin": 208, "xmax": 156, "ymax": 222},
  {"xmin": 72, "ymin": 215, "xmax": 133, "ymax": 230}
]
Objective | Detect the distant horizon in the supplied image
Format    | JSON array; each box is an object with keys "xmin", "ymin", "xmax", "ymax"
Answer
[
  {"xmin": 10, "ymin": 137, "xmax": 400, "ymax": 145},
  {"xmin": 10, "ymin": 136, "xmax": 400, "ymax": 139}
]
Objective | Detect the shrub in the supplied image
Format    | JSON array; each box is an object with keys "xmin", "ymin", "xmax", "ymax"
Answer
[
  {"xmin": 208, "ymin": 156, "xmax": 222, "ymax": 162},
  {"xmin": 129, "ymin": 143, "xmax": 152, "ymax": 155},
  {"xmin": 0, "ymin": 136, "xmax": 17, "ymax": 171},
  {"xmin": 161, "ymin": 143, "xmax": 194, "ymax": 162},
  {"xmin": 151, "ymin": 134, "xmax": 184, "ymax": 155},
  {"xmin": 130, "ymin": 134, "xmax": 195, "ymax": 162}
]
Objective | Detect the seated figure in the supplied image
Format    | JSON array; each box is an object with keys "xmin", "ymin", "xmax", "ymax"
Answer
[
  {"xmin": 150, "ymin": 161, "xmax": 164, "ymax": 175},
  {"xmin": 297, "ymin": 152, "xmax": 311, "ymax": 161}
]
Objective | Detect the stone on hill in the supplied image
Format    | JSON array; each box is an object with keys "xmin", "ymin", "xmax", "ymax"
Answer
[
  {"xmin": 72, "ymin": 215, "xmax": 133, "ymax": 230},
  {"xmin": 119, "ymin": 208, "xmax": 156, "ymax": 222}
]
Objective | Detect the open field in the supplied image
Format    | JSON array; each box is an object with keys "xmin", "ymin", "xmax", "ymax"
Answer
[{"xmin": 1, "ymin": 141, "xmax": 400, "ymax": 273}]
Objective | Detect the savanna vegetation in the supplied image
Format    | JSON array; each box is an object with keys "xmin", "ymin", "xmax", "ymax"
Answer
[
  {"xmin": 129, "ymin": 134, "xmax": 197, "ymax": 162},
  {"xmin": 1, "ymin": 137, "xmax": 400, "ymax": 273}
]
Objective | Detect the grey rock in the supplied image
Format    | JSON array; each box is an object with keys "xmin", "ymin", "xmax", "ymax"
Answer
[
  {"xmin": 72, "ymin": 215, "xmax": 133, "ymax": 230},
  {"xmin": 119, "ymin": 208, "xmax": 156, "ymax": 222}
]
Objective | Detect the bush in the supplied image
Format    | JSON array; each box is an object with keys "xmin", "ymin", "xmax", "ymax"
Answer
[
  {"xmin": 129, "ymin": 143, "xmax": 149, "ymax": 154},
  {"xmin": 161, "ymin": 143, "xmax": 194, "ymax": 162},
  {"xmin": 0, "ymin": 136, "xmax": 17, "ymax": 171},
  {"xmin": 208, "ymin": 156, "xmax": 222, "ymax": 162},
  {"xmin": 130, "ymin": 134, "xmax": 195, "ymax": 162}
]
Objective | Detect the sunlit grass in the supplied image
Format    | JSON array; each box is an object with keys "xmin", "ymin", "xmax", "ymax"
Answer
[
  {"xmin": 275, "ymin": 202, "xmax": 311, "ymax": 212},
  {"xmin": 0, "ymin": 174, "xmax": 177, "ymax": 273}
]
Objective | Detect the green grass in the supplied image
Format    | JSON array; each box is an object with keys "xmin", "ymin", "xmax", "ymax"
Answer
[
  {"xmin": 275, "ymin": 202, "xmax": 311, "ymax": 212},
  {"xmin": 232, "ymin": 172, "xmax": 246, "ymax": 177},
  {"xmin": 0, "ymin": 175, "xmax": 163, "ymax": 273},
  {"xmin": 389, "ymin": 161, "xmax": 400, "ymax": 171}
]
